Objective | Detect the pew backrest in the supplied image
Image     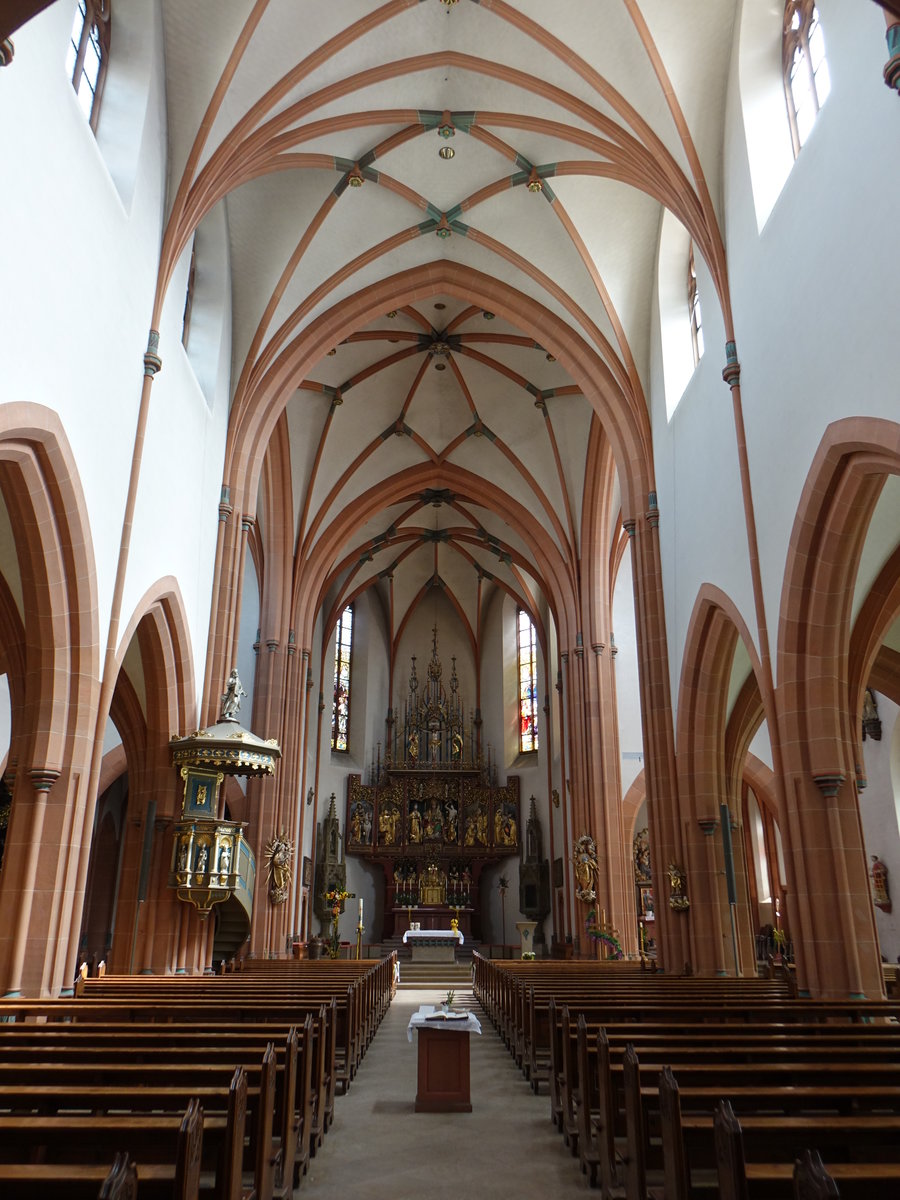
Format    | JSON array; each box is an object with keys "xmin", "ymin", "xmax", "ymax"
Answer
[
  {"xmin": 793, "ymin": 1149, "xmax": 840, "ymax": 1200},
  {"xmin": 714, "ymin": 1099, "xmax": 748, "ymax": 1200},
  {"xmin": 98, "ymin": 1153, "xmax": 138, "ymax": 1200},
  {"xmin": 174, "ymin": 1098, "xmax": 204, "ymax": 1200}
]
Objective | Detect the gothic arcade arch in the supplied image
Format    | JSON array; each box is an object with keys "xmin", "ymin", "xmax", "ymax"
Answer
[
  {"xmin": 777, "ymin": 417, "xmax": 900, "ymax": 997},
  {"xmin": 675, "ymin": 586, "xmax": 762, "ymax": 975},
  {"xmin": 0, "ymin": 404, "xmax": 99, "ymax": 996}
]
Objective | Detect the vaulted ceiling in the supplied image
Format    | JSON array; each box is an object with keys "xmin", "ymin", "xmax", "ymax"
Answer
[{"xmin": 157, "ymin": 0, "xmax": 736, "ymax": 648}]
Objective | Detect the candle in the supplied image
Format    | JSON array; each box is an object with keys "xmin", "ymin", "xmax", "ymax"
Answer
[{"xmin": 358, "ymin": 897, "xmax": 363, "ymax": 923}]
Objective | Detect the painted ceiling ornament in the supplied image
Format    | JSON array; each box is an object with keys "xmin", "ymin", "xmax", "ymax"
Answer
[
  {"xmin": 667, "ymin": 862, "xmax": 690, "ymax": 911},
  {"xmin": 265, "ymin": 830, "xmax": 293, "ymax": 906},
  {"xmin": 572, "ymin": 833, "xmax": 599, "ymax": 902}
]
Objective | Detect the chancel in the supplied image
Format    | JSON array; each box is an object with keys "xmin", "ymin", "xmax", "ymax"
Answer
[{"xmin": 0, "ymin": 2, "xmax": 899, "ymax": 1195}]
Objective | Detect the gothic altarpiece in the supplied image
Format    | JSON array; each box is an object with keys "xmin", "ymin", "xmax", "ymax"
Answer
[{"xmin": 345, "ymin": 631, "xmax": 520, "ymax": 941}]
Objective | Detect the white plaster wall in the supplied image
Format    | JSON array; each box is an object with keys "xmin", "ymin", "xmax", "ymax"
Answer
[
  {"xmin": 649, "ymin": 237, "xmax": 756, "ymax": 727},
  {"xmin": 859, "ymin": 693, "xmax": 900, "ymax": 963},
  {"xmin": 720, "ymin": 0, "xmax": 899, "ymax": 691},
  {"xmin": 613, "ymin": 541, "xmax": 644, "ymax": 798},
  {"xmin": 650, "ymin": 0, "xmax": 900, "ymax": 716},
  {"xmin": 310, "ymin": 593, "xmax": 391, "ymax": 936},
  {"xmin": 0, "ymin": 2, "xmax": 232, "ymax": 722},
  {"xmin": 0, "ymin": 677, "xmax": 10, "ymax": 769}
]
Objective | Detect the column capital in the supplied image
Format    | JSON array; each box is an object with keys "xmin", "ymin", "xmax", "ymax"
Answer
[
  {"xmin": 0, "ymin": 39, "xmax": 14, "ymax": 67},
  {"xmin": 29, "ymin": 768, "xmax": 60, "ymax": 793},
  {"xmin": 812, "ymin": 772, "xmax": 845, "ymax": 799},
  {"xmin": 885, "ymin": 23, "xmax": 900, "ymax": 94},
  {"xmin": 218, "ymin": 484, "xmax": 232, "ymax": 524},
  {"xmin": 622, "ymin": 517, "xmax": 636, "ymax": 538},
  {"xmin": 143, "ymin": 329, "xmax": 162, "ymax": 377},
  {"xmin": 722, "ymin": 340, "xmax": 741, "ymax": 389},
  {"xmin": 646, "ymin": 491, "xmax": 659, "ymax": 529}
]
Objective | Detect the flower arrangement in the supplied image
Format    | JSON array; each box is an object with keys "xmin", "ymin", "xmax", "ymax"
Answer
[
  {"xmin": 445, "ymin": 989, "xmax": 456, "ymax": 1010},
  {"xmin": 323, "ymin": 888, "xmax": 351, "ymax": 958},
  {"xmin": 585, "ymin": 909, "xmax": 624, "ymax": 960},
  {"xmin": 522, "ymin": 951, "xmax": 536, "ymax": 961}
]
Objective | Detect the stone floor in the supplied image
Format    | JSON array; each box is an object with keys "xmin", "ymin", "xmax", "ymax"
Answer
[{"xmin": 300, "ymin": 984, "xmax": 590, "ymax": 1198}]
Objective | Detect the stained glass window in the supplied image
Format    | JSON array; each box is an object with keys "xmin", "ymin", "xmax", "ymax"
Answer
[
  {"xmin": 688, "ymin": 242, "xmax": 704, "ymax": 369},
  {"xmin": 783, "ymin": 2, "xmax": 830, "ymax": 159},
  {"xmin": 517, "ymin": 608, "xmax": 539, "ymax": 754},
  {"xmin": 66, "ymin": 1, "xmax": 111, "ymax": 131},
  {"xmin": 331, "ymin": 606, "xmax": 353, "ymax": 752}
]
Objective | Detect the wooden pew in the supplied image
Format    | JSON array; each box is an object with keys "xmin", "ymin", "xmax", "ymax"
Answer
[
  {"xmin": 0, "ymin": 1047, "xmax": 278, "ymax": 1200},
  {"xmin": 714, "ymin": 1099, "xmax": 900, "ymax": 1200},
  {"xmin": 0, "ymin": 1096, "xmax": 203, "ymax": 1200},
  {"xmin": 0, "ymin": 1016, "xmax": 319, "ymax": 1188}
]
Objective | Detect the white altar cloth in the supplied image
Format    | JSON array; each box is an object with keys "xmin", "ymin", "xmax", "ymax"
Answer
[
  {"xmin": 402, "ymin": 928, "xmax": 464, "ymax": 944},
  {"xmin": 407, "ymin": 1005, "xmax": 482, "ymax": 1042}
]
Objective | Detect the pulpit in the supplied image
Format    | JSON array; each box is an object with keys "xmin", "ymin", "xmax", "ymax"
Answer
[{"xmin": 407, "ymin": 1006, "xmax": 482, "ymax": 1112}]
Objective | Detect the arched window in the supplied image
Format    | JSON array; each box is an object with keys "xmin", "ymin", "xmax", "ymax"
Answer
[
  {"xmin": 783, "ymin": 1, "xmax": 830, "ymax": 157},
  {"xmin": 66, "ymin": 1, "xmax": 111, "ymax": 131},
  {"xmin": 688, "ymin": 242, "xmax": 704, "ymax": 369},
  {"xmin": 517, "ymin": 608, "xmax": 539, "ymax": 754},
  {"xmin": 331, "ymin": 605, "xmax": 353, "ymax": 752}
]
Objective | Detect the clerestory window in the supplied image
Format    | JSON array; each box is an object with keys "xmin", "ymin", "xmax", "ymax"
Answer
[
  {"xmin": 783, "ymin": 1, "xmax": 830, "ymax": 157},
  {"xmin": 331, "ymin": 605, "xmax": 353, "ymax": 752},
  {"xmin": 66, "ymin": 1, "xmax": 111, "ymax": 131},
  {"xmin": 688, "ymin": 242, "xmax": 704, "ymax": 369},
  {"xmin": 517, "ymin": 608, "xmax": 539, "ymax": 754}
]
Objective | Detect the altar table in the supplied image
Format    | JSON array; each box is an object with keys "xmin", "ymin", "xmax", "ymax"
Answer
[
  {"xmin": 407, "ymin": 1006, "xmax": 482, "ymax": 1113},
  {"xmin": 402, "ymin": 927, "xmax": 464, "ymax": 962}
]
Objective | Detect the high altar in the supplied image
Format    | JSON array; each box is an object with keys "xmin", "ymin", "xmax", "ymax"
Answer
[{"xmin": 345, "ymin": 629, "xmax": 519, "ymax": 941}]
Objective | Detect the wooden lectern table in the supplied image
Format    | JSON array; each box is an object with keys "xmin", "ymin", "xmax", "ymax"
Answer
[{"xmin": 407, "ymin": 1008, "xmax": 481, "ymax": 1113}]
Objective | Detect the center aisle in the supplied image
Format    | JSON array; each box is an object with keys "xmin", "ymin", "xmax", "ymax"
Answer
[{"xmin": 301, "ymin": 982, "xmax": 588, "ymax": 1199}]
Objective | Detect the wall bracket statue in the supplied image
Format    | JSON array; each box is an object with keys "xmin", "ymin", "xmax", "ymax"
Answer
[
  {"xmin": 572, "ymin": 833, "xmax": 599, "ymax": 902},
  {"xmin": 667, "ymin": 862, "xmax": 690, "ymax": 911},
  {"xmin": 265, "ymin": 830, "xmax": 293, "ymax": 906}
]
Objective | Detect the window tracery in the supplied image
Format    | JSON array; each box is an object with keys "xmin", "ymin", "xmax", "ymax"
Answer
[
  {"xmin": 66, "ymin": 0, "xmax": 110, "ymax": 131},
  {"xmin": 331, "ymin": 605, "xmax": 353, "ymax": 752},
  {"xmin": 783, "ymin": 1, "xmax": 830, "ymax": 156},
  {"xmin": 688, "ymin": 242, "xmax": 704, "ymax": 369},
  {"xmin": 181, "ymin": 242, "xmax": 196, "ymax": 349},
  {"xmin": 517, "ymin": 608, "xmax": 539, "ymax": 754}
]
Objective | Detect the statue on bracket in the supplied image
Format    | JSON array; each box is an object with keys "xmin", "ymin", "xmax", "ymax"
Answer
[
  {"xmin": 633, "ymin": 828, "xmax": 652, "ymax": 884},
  {"xmin": 265, "ymin": 830, "xmax": 293, "ymax": 906},
  {"xmin": 572, "ymin": 833, "xmax": 599, "ymax": 902},
  {"xmin": 667, "ymin": 862, "xmax": 690, "ymax": 911}
]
